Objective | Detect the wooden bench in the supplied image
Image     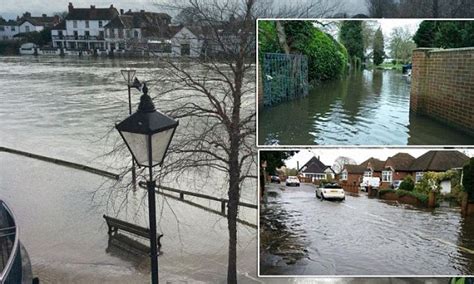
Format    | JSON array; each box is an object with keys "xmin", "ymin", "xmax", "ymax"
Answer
[{"xmin": 103, "ymin": 215, "xmax": 163, "ymax": 250}]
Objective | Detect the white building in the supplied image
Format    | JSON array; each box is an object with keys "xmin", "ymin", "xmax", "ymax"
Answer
[
  {"xmin": 0, "ymin": 19, "xmax": 19, "ymax": 40},
  {"xmin": 52, "ymin": 3, "xmax": 118, "ymax": 50},
  {"xmin": 170, "ymin": 27, "xmax": 203, "ymax": 57}
]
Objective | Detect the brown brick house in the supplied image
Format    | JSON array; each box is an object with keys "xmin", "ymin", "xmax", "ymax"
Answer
[
  {"xmin": 340, "ymin": 164, "xmax": 366, "ymax": 192},
  {"xmin": 380, "ymin": 153, "xmax": 416, "ymax": 189},
  {"xmin": 299, "ymin": 156, "xmax": 335, "ymax": 184},
  {"xmin": 339, "ymin": 150, "xmax": 469, "ymax": 192}
]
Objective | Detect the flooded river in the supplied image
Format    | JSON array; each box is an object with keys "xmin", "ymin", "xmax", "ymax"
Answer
[
  {"xmin": 258, "ymin": 70, "xmax": 474, "ymax": 145},
  {"xmin": 260, "ymin": 184, "xmax": 474, "ymax": 275},
  {"xmin": 0, "ymin": 56, "xmax": 258, "ymax": 283}
]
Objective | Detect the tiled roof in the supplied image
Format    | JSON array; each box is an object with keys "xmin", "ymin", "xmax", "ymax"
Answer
[
  {"xmin": 385, "ymin": 153, "xmax": 416, "ymax": 171},
  {"xmin": 360, "ymin": 157, "xmax": 385, "ymax": 172},
  {"xmin": 299, "ymin": 156, "xmax": 328, "ymax": 174},
  {"xmin": 51, "ymin": 20, "xmax": 66, "ymax": 30},
  {"xmin": 65, "ymin": 5, "xmax": 118, "ymax": 21},
  {"xmin": 345, "ymin": 164, "xmax": 366, "ymax": 174},
  {"xmin": 410, "ymin": 150, "xmax": 469, "ymax": 172}
]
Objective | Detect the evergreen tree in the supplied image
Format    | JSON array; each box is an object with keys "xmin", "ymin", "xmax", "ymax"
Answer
[
  {"xmin": 339, "ymin": 21, "xmax": 364, "ymax": 68},
  {"xmin": 373, "ymin": 27, "xmax": 384, "ymax": 66},
  {"xmin": 413, "ymin": 21, "xmax": 437, "ymax": 47}
]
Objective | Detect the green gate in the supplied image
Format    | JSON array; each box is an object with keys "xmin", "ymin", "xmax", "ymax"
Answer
[{"xmin": 262, "ymin": 53, "xmax": 308, "ymax": 107}]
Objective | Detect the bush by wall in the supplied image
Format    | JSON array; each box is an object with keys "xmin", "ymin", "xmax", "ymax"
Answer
[
  {"xmin": 463, "ymin": 158, "xmax": 474, "ymax": 202},
  {"xmin": 399, "ymin": 175, "xmax": 415, "ymax": 191},
  {"xmin": 397, "ymin": 189, "xmax": 429, "ymax": 205}
]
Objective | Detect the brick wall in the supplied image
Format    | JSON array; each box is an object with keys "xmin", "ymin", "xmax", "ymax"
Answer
[{"xmin": 411, "ymin": 47, "xmax": 474, "ymax": 136}]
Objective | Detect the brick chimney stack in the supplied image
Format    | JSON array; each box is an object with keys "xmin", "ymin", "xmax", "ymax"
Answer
[
  {"xmin": 68, "ymin": 3, "xmax": 74, "ymax": 13},
  {"xmin": 120, "ymin": 9, "xmax": 124, "ymax": 15}
]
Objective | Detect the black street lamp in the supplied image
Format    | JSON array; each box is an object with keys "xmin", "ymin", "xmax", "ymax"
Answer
[
  {"xmin": 115, "ymin": 84, "xmax": 178, "ymax": 284},
  {"xmin": 120, "ymin": 68, "xmax": 139, "ymax": 190}
]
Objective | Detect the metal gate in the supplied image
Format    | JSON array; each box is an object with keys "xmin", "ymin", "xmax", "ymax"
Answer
[{"xmin": 262, "ymin": 53, "xmax": 308, "ymax": 107}]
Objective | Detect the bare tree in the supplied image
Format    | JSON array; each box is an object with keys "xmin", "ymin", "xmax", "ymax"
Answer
[
  {"xmin": 96, "ymin": 0, "xmax": 346, "ymax": 283},
  {"xmin": 333, "ymin": 156, "xmax": 356, "ymax": 175}
]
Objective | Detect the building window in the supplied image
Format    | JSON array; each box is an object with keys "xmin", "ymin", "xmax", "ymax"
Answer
[
  {"xmin": 341, "ymin": 170, "xmax": 348, "ymax": 181},
  {"xmin": 85, "ymin": 20, "xmax": 89, "ymax": 28},
  {"xmin": 382, "ymin": 171, "xmax": 393, "ymax": 183},
  {"xmin": 99, "ymin": 30, "xmax": 104, "ymax": 39},
  {"xmin": 12, "ymin": 26, "xmax": 15, "ymax": 31},
  {"xmin": 110, "ymin": 29, "xmax": 115, "ymax": 38},
  {"xmin": 0, "ymin": 26, "xmax": 4, "ymax": 31},
  {"xmin": 125, "ymin": 29, "xmax": 131, "ymax": 38},
  {"xmin": 85, "ymin": 31, "xmax": 90, "ymax": 38},
  {"xmin": 118, "ymin": 28, "xmax": 123, "ymax": 38},
  {"xmin": 364, "ymin": 170, "xmax": 373, "ymax": 177},
  {"xmin": 134, "ymin": 30, "xmax": 139, "ymax": 38},
  {"xmin": 73, "ymin": 20, "xmax": 77, "ymax": 28},
  {"xmin": 98, "ymin": 21, "xmax": 103, "ymax": 28},
  {"xmin": 25, "ymin": 25, "xmax": 30, "ymax": 32},
  {"xmin": 416, "ymin": 172, "xmax": 424, "ymax": 182}
]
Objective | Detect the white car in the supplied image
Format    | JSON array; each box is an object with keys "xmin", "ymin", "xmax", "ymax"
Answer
[
  {"xmin": 285, "ymin": 176, "xmax": 300, "ymax": 187},
  {"xmin": 316, "ymin": 183, "xmax": 345, "ymax": 201}
]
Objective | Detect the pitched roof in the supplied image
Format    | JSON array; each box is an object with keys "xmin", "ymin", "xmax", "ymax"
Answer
[
  {"xmin": 385, "ymin": 153, "xmax": 416, "ymax": 171},
  {"xmin": 360, "ymin": 157, "xmax": 385, "ymax": 172},
  {"xmin": 51, "ymin": 20, "xmax": 66, "ymax": 30},
  {"xmin": 65, "ymin": 5, "xmax": 119, "ymax": 21},
  {"xmin": 300, "ymin": 156, "xmax": 328, "ymax": 174},
  {"xmin": 410, "ymin": 150, "xmax": 469, "ymax": 172},
  {"xmin": 345, "ymin": 164, "xmax": 366, "ymax": 174}
]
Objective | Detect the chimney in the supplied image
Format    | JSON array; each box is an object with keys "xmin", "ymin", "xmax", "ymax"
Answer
[
  {"xmin": 110, "ymin": 4, "xmax": 114, "ymax": 9},
  {"xmin": 318, "ymin": 156, "xmax": 320, "ymax": 161},
  {"xmin": 68, "ymin": 3, "xmax": 73, "ymax": 13},
  {"xmin": 128, "ymin": 9, "xmax": 132, "ymax": 13},
  {"xmin": 120, "ymin": 9, "xmax": 124, "ymax": 15},
  {"xmin": 90, "ymin": 5, "xmax": 95, "ymax": 9},
  {"xmin": 42, "ymin": 14, "xmax": 47, "ymax": 18},
  {"xmin": 140, "ymin": 9, "xmax": 145, "ymax": 13}
]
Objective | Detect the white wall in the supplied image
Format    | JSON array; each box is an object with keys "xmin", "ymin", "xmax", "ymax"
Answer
[
  {"xmin": 65, "ymin": 20, "xmax": 109, "ymax": 36},
  {"xmin": 171, "ymin": 27, "xmax": 202, "ymax": 58},
  {"xmin": 0, "ymin": 25, "xmax": 19, "ymax": 40},
  {"xmin": 440, "ymin": 180, "xmax": 451, "ymax": 194},
  {"xmin": 19, "ymin": 21, "xmax": 43, "ymax": 33}
]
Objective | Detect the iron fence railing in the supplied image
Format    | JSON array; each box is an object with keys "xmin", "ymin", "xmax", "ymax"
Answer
[{"xmin": 262, "ymin": 53, "xmax": 308, "ymax": 107}]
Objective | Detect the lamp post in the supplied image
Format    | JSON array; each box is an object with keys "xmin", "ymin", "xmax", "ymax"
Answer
[
  {"xmin": 115, "ymin": 84, "xmax": 178, "ymax": 284},
  {"xmin": 120, "ymin": 68, "xmax": 138, "ymax": 189}
]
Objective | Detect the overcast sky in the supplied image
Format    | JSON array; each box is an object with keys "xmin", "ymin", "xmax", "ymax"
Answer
[
  {"xmin": 284, "ymin": 148, "xmax": 474, "ymax": 169},
  {"xmin": 0, "ymin": 0, "xmax": 368, "ymax": 20}
]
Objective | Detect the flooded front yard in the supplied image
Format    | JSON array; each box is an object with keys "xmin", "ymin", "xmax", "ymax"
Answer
[{"xmin": 258, "ymin": 70, "xmax": 474, "ymax": 145}]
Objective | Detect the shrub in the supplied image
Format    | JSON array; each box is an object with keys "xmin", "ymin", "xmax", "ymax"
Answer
[
  {"xmin": 379, "ymin": 189, "xmax": 396, "ymax": 196},
  {"xmin": 397, "ymin": 190, "xmax": 429, "ymax": 204},
  {"xmin": 399, "ymin": 175, "xmax": 415, "ymax": 191},
  {"xmin": 283, "ymin": 21, "xmax": 347, "ymax": 82}
]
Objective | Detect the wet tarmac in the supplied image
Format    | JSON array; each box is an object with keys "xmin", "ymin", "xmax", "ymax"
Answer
[{"xmin": 260, "ymin": 183, "xmax": 474, "ymax": 276}]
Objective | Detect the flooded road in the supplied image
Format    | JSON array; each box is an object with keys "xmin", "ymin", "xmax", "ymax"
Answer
[
  {"xmin": 260, "ymin": 183, "xmax": 474, "ymax": 275},
  {"xmin": 258, "ymin": 70, "xmax": 474, "ymax": 145}
]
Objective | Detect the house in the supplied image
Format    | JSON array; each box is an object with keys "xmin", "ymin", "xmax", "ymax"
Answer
[
  {"xmin": 298, "ymin": 156, "xmax": 335, "ymax": 182},
  {"xmin": 170, "ymin": 26, "xmax": 203, "ymax": 57},
  {"xmin": 52, "ymin": 3, "xmax": 119, "ymax": 51},
  {"xmin": 359, "ymin": 157, "xmax": 385, "ymax": 179},
  {"xmin": 17, "ymin": 12, "xmax": 60, "ymax": 34},
  {"xmin": 340, "ymin": 150, "xmax": 469, "ymax": 192},
  {"xmin": 380, "ymin": 153, "xmax": 415, "ymax": 188},
  {"xmin": 0, "ymin": 18, "xmax": 19, "ymax": 40},
  {"xmin": 340, "ymin": 164, "xmax": 366, "ymax": 191},
  {"xmin": 409, "ymin": 150, "xmax": 469, "ymax": 182},
  {"xmin": 103, "ymin": 10, "xmax": 173, "ymax": 53}
]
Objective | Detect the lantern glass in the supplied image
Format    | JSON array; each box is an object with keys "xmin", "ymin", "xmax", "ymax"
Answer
[
  {"xmin": 121, "ymin": 69, "xmax": 136, "ymax": 85},
  {"xmin": 120, "ymin": 127, "xmax": 175, "ymax": 167}
]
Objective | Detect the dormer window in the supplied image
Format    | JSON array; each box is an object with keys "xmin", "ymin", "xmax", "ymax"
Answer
[
  {"xmin": 99, "ymin": 21, "xmax": 103, "ymax": 28},
  {"xmin": 85, "ymin": 20, "xmax": 89, "ymax": 28},
  {"xmin": 364, "ymin": 170, "xmax": 373, "ymax": 177}
]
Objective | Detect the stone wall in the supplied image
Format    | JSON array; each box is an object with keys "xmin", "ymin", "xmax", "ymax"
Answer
[{"xmin": 410, "ymin": 47, "xmax": 474, "ymax": 136}]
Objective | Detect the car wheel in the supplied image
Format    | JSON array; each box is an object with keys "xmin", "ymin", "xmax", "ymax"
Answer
[{"xmin": 321, "ymin": 194, "xmax": 325, "ymax": 200}]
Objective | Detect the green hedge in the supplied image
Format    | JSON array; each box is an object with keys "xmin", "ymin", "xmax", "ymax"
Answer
[
  {"xmin": 462, "ymin": 158, "xmax": 474, "ymax": 201},
  {"xmin": 397, "ymin": 190, "xmax": 429, "ymax": 204},
  {"xmin": 258, "ymin": 21, "xmax": 348, "ymax": 82},
  {"xmin": 399, "ymin": 175, "xmax": 415, "ymax": 191}
]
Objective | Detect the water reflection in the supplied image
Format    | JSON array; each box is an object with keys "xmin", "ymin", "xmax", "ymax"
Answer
[{"xmin": 258, "ymin": 69, "xmax": 474, "ymax": 145}]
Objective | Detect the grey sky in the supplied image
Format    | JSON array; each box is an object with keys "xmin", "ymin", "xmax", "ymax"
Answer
[
  {"xmin": 0, "ymin": 0, "xmax": 165, "ymax": 20},
  {"xmin": 0, "ymin": 0, "xmax": 367, "ymax": 20}
]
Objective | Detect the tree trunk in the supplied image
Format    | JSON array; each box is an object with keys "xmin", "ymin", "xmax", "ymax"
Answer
[{"xmin": 276, "ymin": 21, "xmax": 290, "ymax": 54}]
